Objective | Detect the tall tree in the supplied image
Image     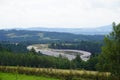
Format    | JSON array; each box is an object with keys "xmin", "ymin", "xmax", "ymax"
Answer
[
  {"xmin": 72, "ymin": 54, "xmax": 82, "ymax": 69},
  {"xmin": 30, "ymin": 47, "xmax": 37, "ymax": 55},
  {"xmin": 97, "ymin": 22, "xmax": 120, "ymax": 78}
]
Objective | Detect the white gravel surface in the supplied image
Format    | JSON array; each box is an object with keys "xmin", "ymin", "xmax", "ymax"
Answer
[{"xmin": 27, "ymin": 45, "xmax": 91, "ymax": 61}]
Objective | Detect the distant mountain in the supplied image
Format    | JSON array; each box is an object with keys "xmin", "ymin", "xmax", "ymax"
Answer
[{"xmin": 24, "ymin": 25, "xmax": 112, "ymax": 35}]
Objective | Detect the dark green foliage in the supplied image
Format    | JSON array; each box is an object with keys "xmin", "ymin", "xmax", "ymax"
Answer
[
  {"xmin": 71, "ymin": 55, "xmax": 99, "ymax": 71},
  {"xmin": 29, "ymin": 47, "xmax": 37, "ymax": 55},
  {"xmin": 0, "ymin": 41, "xmax": 29, "ymax": 53},
  {"xmin": 0, "ymin": 43, "xmax": 99, "ymax": 71},
  {"xmin": 97, "ymin": 22, "xmax": 120, "ymax": 79},
  {"xmin": 84, "ymin": 55, "xmax": 98, "ymax": 70},
  {"xmin": 0, "ymin": 49, "xmax": 71, "ymax": 69},
  {"xmin": 0, "ymin": 44, "xmax": 3, "ymax": 51},
  {"xmin": 72, "ymin": 55, "xmax": 82, "ymax": 68},
  {"xmin": 49, "ymin": 41, "xmax": 103, "ymax": 54}
]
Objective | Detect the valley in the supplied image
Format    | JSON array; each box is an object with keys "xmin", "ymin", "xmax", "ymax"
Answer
[
  {"xmin": 0, "ymin": 23, "xmax": 120, "ymax": 80},
  {"xmin": 0, "ymin": 0, "xmax": 119, "ymax": 79}
]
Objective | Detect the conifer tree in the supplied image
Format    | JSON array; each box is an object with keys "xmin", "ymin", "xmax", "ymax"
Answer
[{"xmin": 97, "ymin": 22, "xmax": 120, "ymax": 78}]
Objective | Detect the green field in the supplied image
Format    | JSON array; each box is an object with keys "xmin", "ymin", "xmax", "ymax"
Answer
[
  {"xmin": 0, "ymin": 72, "xmax": 59, "ymax": 80},
  {"xmin": 0, "ymin": 66, "xmax": 110, "ymax": 80}
]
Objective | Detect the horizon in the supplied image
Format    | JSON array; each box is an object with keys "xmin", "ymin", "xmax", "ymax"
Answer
[
  {"xmin": 0, "ymin": 24, "xmax": 112, "ymax": 30},
  {"xmin": 0, "ymin": 0, "xmax": 120, "ymax": 29}
]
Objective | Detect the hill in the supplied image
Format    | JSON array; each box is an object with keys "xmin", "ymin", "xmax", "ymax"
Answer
[{"xmin": 0, "ymin": 30, "xmax": 104, "ymax": 42}]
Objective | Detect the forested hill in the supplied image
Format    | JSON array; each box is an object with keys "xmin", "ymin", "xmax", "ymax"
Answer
[{"xmin": 0, "ymin": 30, "xmax": 104, "ymax": 42}]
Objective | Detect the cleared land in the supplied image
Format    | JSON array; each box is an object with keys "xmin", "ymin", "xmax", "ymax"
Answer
[{"xmin": 27, "ymin": 44, "xmax": 91, "ymax": 61}]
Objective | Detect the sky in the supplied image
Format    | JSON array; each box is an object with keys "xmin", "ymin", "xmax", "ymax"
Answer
[{"xmin": 0, "ymin": 0, "xmax": 120, "ymax": 29}]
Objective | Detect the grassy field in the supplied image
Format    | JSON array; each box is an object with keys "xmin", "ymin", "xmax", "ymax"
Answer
[
  {"xmin": 0, "ymin": 72, "xmax": 59, "ymax": 80},
  {"xmin": 0, "ymin": 66, "xmax": 110, "ymax": 80}
]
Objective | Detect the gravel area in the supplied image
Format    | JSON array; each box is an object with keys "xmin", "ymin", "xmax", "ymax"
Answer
[{"xmin": 27, "ymin": 45, "xmax": 91, "ymax": 61}]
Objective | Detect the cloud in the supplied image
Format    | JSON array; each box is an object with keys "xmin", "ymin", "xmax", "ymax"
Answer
[{"xmin": 0, "ymin": 0, "xmax": 120, "ymax": 29}]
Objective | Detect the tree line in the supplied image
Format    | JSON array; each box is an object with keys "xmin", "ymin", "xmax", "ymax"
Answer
[
  {"xmin": 49, "ymin": 41, "xmax": 103, "ymax": 54},
  {"xmin": 0, "ymin": 44, "xmax": 98, "ymax": 70}
]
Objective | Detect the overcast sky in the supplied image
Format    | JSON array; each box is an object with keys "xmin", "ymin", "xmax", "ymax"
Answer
[{"xmin": 0, "ymin": 0, "xmax": 120, "ymax": 29}]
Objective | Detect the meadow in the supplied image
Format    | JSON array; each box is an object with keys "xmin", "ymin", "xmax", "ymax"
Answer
[
  {"xmin": 0, "ymin": 66, "xmax": 110, "ymax": 80},
  {"xmin": 0, "ymin": 72, "xmax": 58, "ymax": 80}
]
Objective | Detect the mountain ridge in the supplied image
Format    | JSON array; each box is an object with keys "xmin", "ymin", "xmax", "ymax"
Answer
[
  {"xmin": 0, "ymin": 25, "xmax": 112, "ymax": 35},
  {"xmin": 19, "ymin": 25, "xmax": 112, "ymax": 35}
]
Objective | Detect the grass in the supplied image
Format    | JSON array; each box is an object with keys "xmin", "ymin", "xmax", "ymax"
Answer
[
  {"xmin": 0, "ymin": 66, "xmax": 110, "ymax": 80},
  {"xmin": 0, "ymin": 72, "xmax": 59, "ymax": 80},
  {"xmin": 0, "ymin": 66, "xmax": 107, "ymax": 75}
]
